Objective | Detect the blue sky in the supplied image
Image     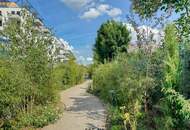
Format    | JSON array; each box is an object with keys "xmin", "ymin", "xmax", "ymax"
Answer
[
  {"xmin": 26, "ymin": 0, "xmax": 132, "ymax": 64},
  {"xmin": 24, "ymin": 0, "xmax": 178, "ymax": 64}
]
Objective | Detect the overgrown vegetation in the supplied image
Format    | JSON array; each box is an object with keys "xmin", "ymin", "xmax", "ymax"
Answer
[
  {"xmin": 53, "ymin": 59, "xmax": 87, "ymax": 90},
  {"xmin": 0, "ymin": 10, "xmax": 86, "ymax": 129},
  {"xmin": 91, "ymin": 21, "xmax": 190, "ymax": 130}
]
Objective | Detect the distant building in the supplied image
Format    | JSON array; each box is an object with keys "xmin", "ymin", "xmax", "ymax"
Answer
[
  {"xmin": 0, "ymin": 0, "xmax": 73, "ymax": 62},
  {"xmin": 53, "ymin": 37, "xmax": 73, "ymax": 62},
  {"xmin": 0, "ymin": 0, "xmax": 49, "ymax": 33},
  {"xmin": 0, "ymin": 0, "xmax": 21, "ymax": 30}
]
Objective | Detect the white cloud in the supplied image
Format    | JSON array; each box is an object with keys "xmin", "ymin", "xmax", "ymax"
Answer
[
  {"xmin": 80, "ymin": 8, "xmax": 101, "ymax": 19},
  {"xmin": 80, "ymin": 4, "xmax": 122, "ymax": 20},
  {"xmin": 97, "ymin": 4, "xmax": 110, "ymax": 13},
  {"xmin": 61, "ymin": 0, "xmax": 122, "ymax": 19},
  {"xmin": 77, "ymin": 55, "xmax": 93, "ymax": 65},
  {"xmin": 107, "ymin": 8, "xmax": 122, "ymax": 17},
  {"xmin": 79, "ymin": 56, "xmax": 86, "ymax": 61},
  {"xmin": 61, "ymin": 0, "xmax": 92, "ymax": 9},
  {"xmin": 124, "ymin": 23, "xmax": 163, "ymax": 44},
  {"xmin": 124, "ymin": 23, "xmax": 137, "ymax": 44},
  {"xmin": 86, "ymin": 57, "xmax": 93, "ymax": 61}
]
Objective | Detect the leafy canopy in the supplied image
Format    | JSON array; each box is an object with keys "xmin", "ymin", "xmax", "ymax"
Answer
[{"xmin": 94, "ymin": 20, "xmax": 131, "ymax": 63}]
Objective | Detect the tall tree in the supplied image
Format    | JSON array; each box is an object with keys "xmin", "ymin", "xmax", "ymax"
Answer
[
  {"xmin": 94, "ymin": 20, "xmax": 131, "ymax": 63},
  {"xmin": 162, "ymin": 24, "xmax": 190, "ymax": 129}
]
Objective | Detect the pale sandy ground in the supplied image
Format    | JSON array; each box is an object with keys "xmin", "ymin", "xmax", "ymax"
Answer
[{"xmin": 41, "ymin": 81, "xmax": 107, "ymax": 130}]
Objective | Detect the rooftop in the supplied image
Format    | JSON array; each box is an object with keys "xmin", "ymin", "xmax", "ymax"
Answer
[{"xmin": 0, "ymin": 0, "xmax": 18, "ymax": 8}]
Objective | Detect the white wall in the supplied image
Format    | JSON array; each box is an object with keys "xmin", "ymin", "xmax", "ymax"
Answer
[{"xmin": 0, "ymin": 7, "xmax": 21, "ymax": 30}]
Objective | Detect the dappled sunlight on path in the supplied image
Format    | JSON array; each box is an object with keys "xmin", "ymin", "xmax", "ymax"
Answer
[{"xmin": 41, "ymin": 81, "xmax": 107, "ymax": 130}]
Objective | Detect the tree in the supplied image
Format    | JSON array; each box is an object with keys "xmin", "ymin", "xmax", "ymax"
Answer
[
  {"xmin": 130, "ymin": 1, "xmax": 190, "ymax": 96},
  {"xmin": 131, "ymin": 0, "xmax": 190, "ymax": 39},
  {"xmin": 1, "ymin": 11, "xmax": 56, "ymax": 105},
  {"xmin": 163, "ymin": 24, "xmax": 180, "ymax": 91},
  {"xmin": 94, "ymin": 20, "xmax": 131, "ymax": 63},
  {"xmin": 162, "ymin": 24, "xmax": 190, "ymax": 129},
  {"xmin": 0, "ymin": 60, "xmax": 32, "ymax": 126},
  {"xmin": 0, "ymin": 10, "xmax": 57, "ymax": 128},
  {"xmin": 130, "ymin": 1, "xmax": 190, "ymax": 128},
  {"xmin": 131, "ymin": 0, "xmax": 190, "ymax": 18}
]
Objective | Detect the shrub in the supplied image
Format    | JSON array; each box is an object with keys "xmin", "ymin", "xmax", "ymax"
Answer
[
  {"xmin": 16, "ymin": 105, "xmax": 62, "ymax": 128},
  {"xmin": 107, "ymin": 106, "xmax": 124, "ymax": 130},
  {"xmin": 0, "ymin": 60, "xmax": 33, "ymax": 122},
  {"xmin": 92, "ymin": 53, "xmax": 155, "ymax": 130},
  {"xmin": 0, "ymin": 12, "xmax": 60, "ymax": 129},
  {"xmin": 53, "ymin": 60, "xmax": 86, "ymax": 90}
]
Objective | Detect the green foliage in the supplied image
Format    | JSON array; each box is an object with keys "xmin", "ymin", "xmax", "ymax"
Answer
[
  {"xmin": 163, "ymin": 24, "xmax": 180, "ymax": 90},
  {"xmin": 164, "ymin": 88, "xmax": 190, "ymax": 120},
  {"xmin": 92, "ymin": 60, "xmax": 122, "ymax": 103},
  {"xmin": 1, "ymin": 12, "xmax": 56, "ymax": 104},
  {"xmin": 94, "ymin": 20, "xmax": 131, "ymax": 63},
  {"xmin": 16, "ymin": 105, "xmax": 61, "ymax": 128},
  {"xmin": 92, "ymin": 53, "xmax": 156, "ymax": 130},
  {"xmin": 131, "ymin": 0, "xmax": 190, "ymax": 19},
  {"xmin": 131, "ymin": 0, "xmax": 161, "ymax": 18},
  {"xmin": 131, "ymin": 0, "xmax": 190, "ymax": 98},
  {"xmin": 0, "ymin": 60, "xmax": 32, "ymax": 121},
  {"xmin": 2, "ymin": 105, "xmax": 61, "ymax": 129},
  {"xmin": 107, "ymin": 106, "xmax": 124, "ymax": 130},
  {"xmin": 92, "ymin": 24, "xmax": 190, "ymax": 130},
  {"xmin": 87, "ymin": 64, "xmax": 97, "ymax": 79},
  {"xmin": 130, "ymin": 1, "xmax": 190, "ymax": 129},
  {"xmin": 0, "ymin": 11, "xmax": 86, "ymax": 129},
  {"xmin": 0, "ymin": 11, "xmax": 61, "ymax": 129},
  {"xmin": 161, "ymin": 24, "xmax": 190, "ymax": 129},
  {"xmin": 53, "ymin": 60, "xmax": 86, "ymax": 90}
]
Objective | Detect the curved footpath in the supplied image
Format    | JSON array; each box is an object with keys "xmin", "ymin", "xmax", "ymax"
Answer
[{"xmin": 41, "ymin": 81, "xmax": 107, "ymax": 130}]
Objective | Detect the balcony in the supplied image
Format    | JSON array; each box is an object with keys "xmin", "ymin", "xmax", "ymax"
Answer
[
  {"xmin": 8, "ymin": 13, "xmax": 20, "ymax": 19},
  {"xmin": 33, "ymin": 26, "xmax": 50, "ymax": 34},
  {"xmin": 41, "ymin": 26, "xmax": 50, "ymax": 33},
  {"xmin": 34, "ymin": 18, "xmax": 43, "ymax": 27}
]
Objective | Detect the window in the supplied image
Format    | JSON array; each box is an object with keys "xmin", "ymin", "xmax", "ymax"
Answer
[
  {"xmin": 0, "ymin": 20, "xmax": 2, "ymax": 26},
  {"xmin": 17, "ymin": 11, "xmax": 20, "ymax": 16},
  {"xmin": 11, "ymin": 11, "xmax": 15, "ymax": 15}
]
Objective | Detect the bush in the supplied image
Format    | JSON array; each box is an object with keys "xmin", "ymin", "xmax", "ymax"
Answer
[
  {"xmin": 2, "ymin": 105, "xmax": 62, "ymax": 129},
  {"xmin": 107, "ymin": 106, "xmax": 124, "ymax": 130},
  {"xmin": 92, "ymin": 60, "xmax": 123, "ymax": 104},
  {"xmin": 0, "ymin": 59, "xmax": 61, "ymax": 129},
  {"xmin": 92, "ymin": 53, "xmax": 156, "ymax": 130},
  {"xmin": 0, "ymin": 11, "xmax": 62, "ymax": 129},
  {"xmin": 53, "ymin": 60, "xmax": 86, "ymax": 90},
  {"xmin": 0, "ymin": 60, "xmax": 33, "ymax": 121},
  {"xmin": 16, "ymin": 105, "xmax": 62, "ymax": 128}
]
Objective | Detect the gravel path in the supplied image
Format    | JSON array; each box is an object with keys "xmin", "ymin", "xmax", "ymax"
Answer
[{"xmin": 42, "ymin": 81, "xmax": 107, "ymax": 130}]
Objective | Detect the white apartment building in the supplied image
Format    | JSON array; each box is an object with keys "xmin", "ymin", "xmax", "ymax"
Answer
[
  {"xmin": 0, "ymin": 1, "xmax": 21, "ymax": 30},
  {"xmin": 53, "ymin": 37, "xmax": 73, "ymax": 62},
  {"xmin": 0, "ymin": 1, "xmax": 73, "ymax": 62},
  {"xmin": 0, "ymin": 1, "xmax": 49, "ymax": 33}
]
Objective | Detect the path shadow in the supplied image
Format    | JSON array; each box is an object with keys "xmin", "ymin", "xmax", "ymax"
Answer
[
  {"xmin": 67, "ymin": 94, "xmax": 106, "ymax": 121},
  {"xmin": 86, "ymin": 123, "xmax": 105, "ymax": 130}
]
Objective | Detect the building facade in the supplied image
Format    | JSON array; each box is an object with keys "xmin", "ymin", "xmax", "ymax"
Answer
[
  {"xmin": 0, "ymin": 0, "xmax": 73, "ymax": 62},
  {"xmin": 0, "ymin": 1, "xmax": 21, "ymax": 30}
]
